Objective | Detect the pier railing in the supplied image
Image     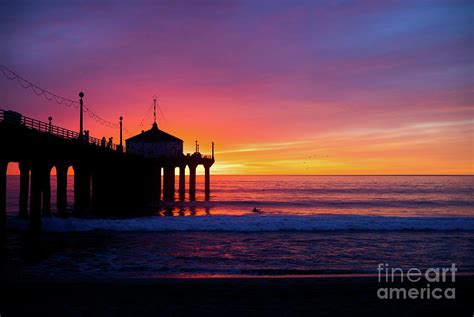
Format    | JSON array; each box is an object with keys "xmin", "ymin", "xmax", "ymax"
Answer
[{"xmin": 0, "ymin": 109, "xmax": 120, "ymax": 151}]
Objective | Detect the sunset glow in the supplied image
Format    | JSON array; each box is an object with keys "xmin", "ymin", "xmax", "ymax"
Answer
[{"xmin": 1, "ymin": 1, "xmax": 472, "ymax": 175}]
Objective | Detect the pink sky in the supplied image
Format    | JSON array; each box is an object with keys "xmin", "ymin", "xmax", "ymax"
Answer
[{"xmin": 1, "ymin": 0, "xmax": 472, "ymax": 174}]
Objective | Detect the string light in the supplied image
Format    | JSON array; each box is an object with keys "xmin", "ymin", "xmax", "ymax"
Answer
[
  {"xmin": 136, "ymin": 99, "xmax": 154, "ymax": 131},
  {"xmin": 0, "ymin": 64, "xmax": 131, "ymax": 135}
]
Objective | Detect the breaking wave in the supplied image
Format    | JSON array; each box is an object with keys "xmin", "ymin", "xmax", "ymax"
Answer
[{"xmin": 7, "ymin": 215, "xmax": 474, "ymax": 232}]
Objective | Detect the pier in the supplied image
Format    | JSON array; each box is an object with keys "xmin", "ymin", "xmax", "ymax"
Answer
[{"xmin": 0, "ymin": 106, "xmax": 215, "ymax": 233}]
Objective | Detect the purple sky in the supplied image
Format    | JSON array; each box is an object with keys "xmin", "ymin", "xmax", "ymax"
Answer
[{"xmin": 1, "ymin": 0, "xmax": 472, "ymax": 174}]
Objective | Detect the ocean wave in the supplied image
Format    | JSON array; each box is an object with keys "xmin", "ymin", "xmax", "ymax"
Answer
[
  {"xmin": 7, "ymin": 215, "xmax": 474, "ymax": 232},
  {"xmin": 202, "ymin": 199, "xmax": 474, "ymax": 208},
  {"xmin": 159, "ymin": 199, "xmax": 474, "ymax": 210},
  {"xmin": 213, "ymin": 187, "xmax": 474, "ymax": 195}
]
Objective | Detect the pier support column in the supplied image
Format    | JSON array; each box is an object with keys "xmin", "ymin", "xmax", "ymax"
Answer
[
  {"xmin": 56, "ymin": 163, "xmax": 68, "ymax": 217},
  {"xmin": 74, "ymin": 166, "xmax": 81, "ymax": 214},
  {"xmin": 42, "ymin": 167, "xmax": 51, "ymax": 215},
  {"xmin": 163, "ymin": 165, "xmax": 175, "ymax": 201},
  {"xmin": 162, "ymin": 167, "xmax": 168, "ymax": 201},
  {"xmin": 151, "ymin": 165, "xmax": 161, "ymax": 204},
  {"xmin": 83, "ymin": 169, "xmax": 90, "ymax": 210},
  {"xmin": 204, "ymin": 165, "xmax": 211, "ymax": 200},
  {"xmin": 74, "ymin": 163, "xmax": 91, "ymax": 216},
  {"xmin": 29, "ymin": 162, "xmax": 47, "ymax": 233},
  {"xmin": 142, "ymin": 164, "xmax": 152, "ymax": 206},
  {"xmin": 179, "ymin": 165, "xmax": 186, "ymax": 201},
  {"xmin": 18, "ymin": 161, "xmax": 30, "ymax": 218},
  {"xmin": 0, "ymin": 160, "xmax": 7, "ymax": 237},
  {"xmin": 91, "ymin": 169, "xmax": 100, "ymax": 211},
  {"xmin": 90, "ymin": 161, "xmax": 111, "ymax": 214},
  {"xmin": 188, "ymin": 164, "xmax": 197, "ymax": 201}
]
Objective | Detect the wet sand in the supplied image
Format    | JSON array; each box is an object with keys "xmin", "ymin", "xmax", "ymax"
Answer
[{"xmin": 0, "ymin": 276, "xmax": 472, "ymax": 316}]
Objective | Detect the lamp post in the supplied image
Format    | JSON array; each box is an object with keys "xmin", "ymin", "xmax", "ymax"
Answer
[
  {"xmin": 119, "ymin": 116, "xmax": 123, "ymax": 153},
  {"xmin": 79, "ymin": 92, "xmax": 84, "ymax": 139}
]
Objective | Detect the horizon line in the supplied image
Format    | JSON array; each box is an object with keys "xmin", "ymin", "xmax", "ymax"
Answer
[{"xmin": 5, "ymin": 173, "xmax": 474, "ymax": 177}]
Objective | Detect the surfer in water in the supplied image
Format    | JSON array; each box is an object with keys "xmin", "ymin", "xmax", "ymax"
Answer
[{"xmin": 252, "ymin": 207, "xmax": 263, "ymax": 214}]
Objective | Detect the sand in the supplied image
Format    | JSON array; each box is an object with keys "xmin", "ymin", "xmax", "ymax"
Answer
[{"xmin": 0, "ymin": 276, "xmax": 472, "ymax": 316}]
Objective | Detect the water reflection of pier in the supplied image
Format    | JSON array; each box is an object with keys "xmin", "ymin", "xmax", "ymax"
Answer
[{"xmin": 161, "ymin": 205, "xmax": 211, "ymax": 217}]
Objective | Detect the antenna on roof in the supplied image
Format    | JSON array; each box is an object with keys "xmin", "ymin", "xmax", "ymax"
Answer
[{"xmin": 153, "ymin": 95, "xmax": 157, "ymax": 125}]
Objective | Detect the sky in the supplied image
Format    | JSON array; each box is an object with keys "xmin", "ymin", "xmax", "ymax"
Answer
[{"xmin": 0, "ymin": 0, "xmax": 472, "ymax": 174}]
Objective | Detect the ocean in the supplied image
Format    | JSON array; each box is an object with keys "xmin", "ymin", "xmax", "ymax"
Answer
[{"xmin": 3, "ymin": 175, "xmax": 474, "ymax": 279}]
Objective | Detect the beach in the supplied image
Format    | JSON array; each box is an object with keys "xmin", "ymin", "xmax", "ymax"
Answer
[{"xmin": 1, "ymin": 276, "xmax": 473, "ymax": 316}]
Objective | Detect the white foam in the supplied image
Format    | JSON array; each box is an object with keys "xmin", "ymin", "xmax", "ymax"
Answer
[{"xmin": 7, "ymin": 215, "xmax": 474, "ymax": 232}]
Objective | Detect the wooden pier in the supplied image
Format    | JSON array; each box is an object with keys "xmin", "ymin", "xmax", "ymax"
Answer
[{"xmin": 0, "ymin": 109, "xmax": 215, "ymax": 233}]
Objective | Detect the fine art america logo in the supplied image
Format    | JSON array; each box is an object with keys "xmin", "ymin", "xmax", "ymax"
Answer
[{"xmin": 377, "ymin": 263, "xmax": 457, "ymax": 300}]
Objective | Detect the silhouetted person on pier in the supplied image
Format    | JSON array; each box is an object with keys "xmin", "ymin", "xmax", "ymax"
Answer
[
  {"xmin": 101, "ymin": 137, "xmax": 106, "ymax": 148},
  {"xmin": 84, "ymin": 130, "xmax": 89, "ymax": 144},
  {"xmin": 107, "ymin": 137, "xmax": 113, "ymax": 149}
]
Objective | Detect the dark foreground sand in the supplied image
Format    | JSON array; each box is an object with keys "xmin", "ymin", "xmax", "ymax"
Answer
[{"xmin": 0, "ymin": 276, "xmax": 472, "ymax": 316}]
